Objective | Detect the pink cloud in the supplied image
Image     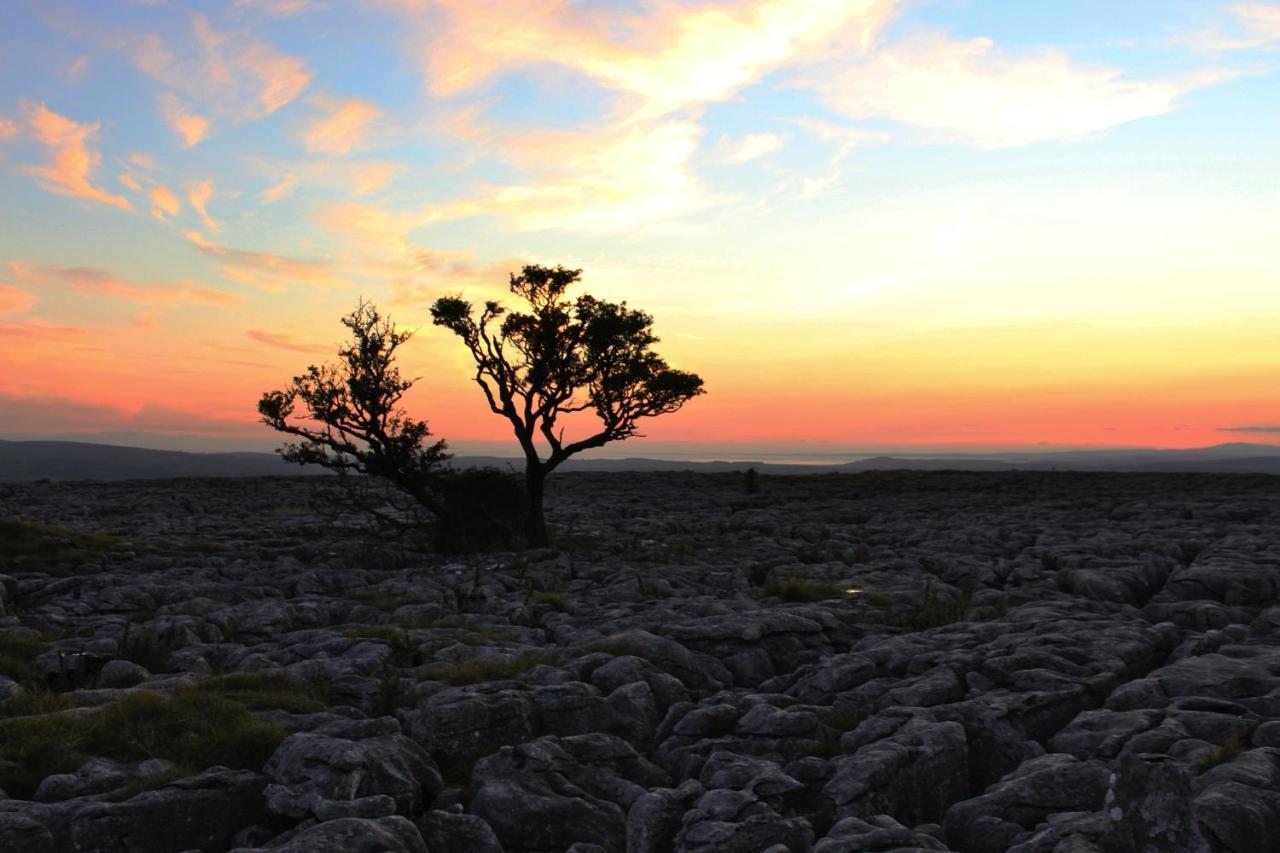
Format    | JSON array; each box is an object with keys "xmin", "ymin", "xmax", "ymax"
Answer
[{"xmin": 9, "ymin": 263, "xmax": 241, "ymax": 309}]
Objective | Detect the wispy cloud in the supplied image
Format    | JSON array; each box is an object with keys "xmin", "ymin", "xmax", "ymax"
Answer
[
  {"xmin": 260, "ymin": 173, "xmax": 297, "ymax": 204},
  {"xmin": 235, "ymin": 0, "xmax": 315, "ymax": 17},
  {"xmin": 720, "ymin": 132, "xmax": 786, "ymax": 163},
  {"xmin": 411, "ymin": 0, "xmax": 897, "ymax": 117},
  {"xmin": 8, "ymin": 263, "xmax": 240, "ymax": 309},
  {"xmin": 349, "ymin": 161, "xmax": 403, "ymax": 196},
  {"xmin": 246, "ymin": 329, "xmax": 328, "ymax": 353},
  {"xmin": 124, "ymin": 14, "xmax": 312, "ymax": 139},
  {"xmin": 23, "ymin": 103, "xmax": 131, "ymax": 210},
  {"xmin": 1221, "ymin": 424, "xmax": 1280, "ymax": 433},
  {"xmin": 184, "ymin": 230, "xmax": 336, "ymax": 289},
  {"xmin": 305, "ymin": 96, "xmax": 383, "ymax": 155},
  {"xmin": 801, "ymin": 32, "xmax": 1232, "ymax": 148},
  {"xmin": 0, "ymin": 284, "xmax": 35, "ymax": 316},
  {"xmin": 188, "ymin": 178, "xmax": 219, "ymax": 231},
  {"xmin": 1185, "ymin": 4, "xmax": 1280, "ymax": 52}
]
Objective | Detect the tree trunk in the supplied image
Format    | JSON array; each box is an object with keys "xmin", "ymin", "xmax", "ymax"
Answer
[{"xmin": 525, "ymin": 460, "xmax": 549, "ymax": 548}]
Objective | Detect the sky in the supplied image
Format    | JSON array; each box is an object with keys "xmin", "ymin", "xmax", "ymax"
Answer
[{"xmin": 0, "ymin": 0, "xmax": 1278, "ymax": 457}]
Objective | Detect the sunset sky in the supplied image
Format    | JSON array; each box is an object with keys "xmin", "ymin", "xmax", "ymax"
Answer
[{"xmin": 1, "ymin": 0, "xmax": 1278, "ymax": 456}]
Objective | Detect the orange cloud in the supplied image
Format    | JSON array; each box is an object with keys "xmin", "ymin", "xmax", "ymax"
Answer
[
  {"xmin": 350, "ymin": 161, "xmax": 403, "ymax": 196},
  {"xmin": 0, "ymin": 117, "xmax": 17, "ymax": 140},
  {"xmin": 0, "ymin": 285, "xmax": 35, "ymax": 316},
  {"xmin": 23, "ymin": 104, "xmax": 130, "ymax": 210},
  {"xmin": 159, "ymin": 93, "xmax": 212, "ymax": 147},
  {"xmin": 0, "ymin": 321, "xmax": 85, "ymax": 343},
  {"xmin": 246, "ymin": 329, "xmax": 328, "ymax": 353},
  {"xmin": 188, "ymin": 178, "xmax": 219, "ymax": 231},
  {"xmin": 148, "ymin": 184, "xmax": 181, "ymax": 220},
  {"xmin": 305, "ymin": 97, "xmax": 383, "ymax": 155},
  {"xmin": 260, "ymin": 174, "xmax": 297, "ymax": 204}
]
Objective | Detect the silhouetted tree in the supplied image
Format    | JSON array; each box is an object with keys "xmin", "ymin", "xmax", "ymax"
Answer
[
  {"xmin": 431, "ymin": 265, "xmax": 705, "ymax": 547},
  {"xmin": 258, "ymin": 300, "xmax": 450, "ymax": 519}
]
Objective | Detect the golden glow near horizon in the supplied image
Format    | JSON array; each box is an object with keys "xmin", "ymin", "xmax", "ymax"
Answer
[{"xmin": 0, "ymin": 1, "xmax": 1278, "ymax": 454}]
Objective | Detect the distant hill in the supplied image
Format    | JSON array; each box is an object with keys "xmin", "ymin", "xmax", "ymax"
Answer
[
  {"xmin": 2, "ymin": 439, "xmax": 1280, "ymax": 482},
  {"xmin": 0, "ymin": 441, "xmax": 312, "ymax": 482}
]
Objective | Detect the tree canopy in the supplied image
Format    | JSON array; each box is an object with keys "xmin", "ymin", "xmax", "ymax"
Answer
[
  {"xmin": 431, "ymin": 264, "xmax": 704, "ymax": 545},
  {"xmin": 258, "ymin": 300, "xmax": 450, "ymax": 515}
]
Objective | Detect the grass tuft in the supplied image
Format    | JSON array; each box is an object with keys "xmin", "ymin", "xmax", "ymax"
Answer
[
  {"xmin": 764, "ymin": 576, "xmax": 847, "ymax": 602},
  {"xmin": 423, "ymin": 653, "xmax": 559, "ymax": 686}
]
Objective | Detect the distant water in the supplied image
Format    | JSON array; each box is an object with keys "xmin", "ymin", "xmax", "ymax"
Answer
[{"xmin": 592, "ymin": 450, "xmax": 876, "ymax": 466}]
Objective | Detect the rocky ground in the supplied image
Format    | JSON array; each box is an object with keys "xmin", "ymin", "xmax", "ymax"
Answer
[{"xmin": 0, "ymin": 470, "xmax": 1278, "ymax": 852}]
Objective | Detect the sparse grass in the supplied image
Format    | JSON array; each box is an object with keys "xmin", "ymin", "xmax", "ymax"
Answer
[
  {"xmin": 863, "ymin": 591, "xmax": 894, "ymax": 607},
  {"xmin": 373, "ymin": 664, "xmax": 405, "ymax": 717},
  {"xmin": 0, "ymin": 686, "xmax": 75, "ymax": 719},
  {"xmin": 423, "ymin": 653, "xmax": 559, "ymax": 686},
  {"xmin": 0, "ymin": 518, "xmax": 122, "ymax": 576},
  {"xmin": 635, "ymin": 574, "xmax": 674, "ymax": 600},
  {"xmin": 763, "ymin": 576, "xmax": 848, "ymax": 603},
  {"xmin": 0, "ymin": 633, "xmax": 43, "ymax": 684},
  {"xmin": 343, "ymin": 627, "xmax": 420, "ymax": 667},
  {"xmin": 976, "ymin": 593, "xmax": 1009, "ymax": 621},
  {"xmin": 0, "ymin": 689, "xmax": 285, "ymax": 799},
  {"xmin": 905, "ymin": 582, "xmax": 972, "ymax": 631},
  {"xmin": 103, "ymin": 766, "xmax": 192, "ymax": 802},
  {"xmin": 345, "ymin": 589, "xmax": 425, "ymax": 612},
  {"xmin": 118, "ymin": 624, "xmax": 181, "ymax": 673},
  {"xmin": 531, "ymin": 591, "xmax": 570, "ymax": 612},
  {"xmin": 1199, "ymin": 734, "xmax": 1246, "ymax": 770},
  {"xmin": 197, "ymin": 671, "xmax": 329, "ymax": 714}
]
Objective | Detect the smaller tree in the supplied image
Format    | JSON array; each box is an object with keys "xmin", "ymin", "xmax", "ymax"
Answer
[
  {"xmin": 258, "ymin": 300, "xmax": 450, "ymax": 520},
  {"xmin": 431, "ymin": 265, "xmax": 705, "ymax": 547}
]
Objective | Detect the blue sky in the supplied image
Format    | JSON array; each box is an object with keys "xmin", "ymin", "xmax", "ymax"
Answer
[{"xmin": 0, "ymin": 0, "xmax": 1277, "ymax": 453}]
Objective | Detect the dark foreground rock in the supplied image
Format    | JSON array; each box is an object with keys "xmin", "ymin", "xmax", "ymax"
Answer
[{"xmin": 2, "ymin": 470, "xmax": 1279, "ymax": 852}]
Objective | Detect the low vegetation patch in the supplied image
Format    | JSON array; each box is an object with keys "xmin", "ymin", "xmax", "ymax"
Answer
[
  {"xmin": 118, "ymin": 624, "xmax": 182, "ymax": 674},
  {"xmin": 343, "ymin": 627, "xmax": 421, "ymax": 667},
  {"xmin": 530, "ymin": 590, "xmax": 570, "ymax": 611},
  {"xmin": 905, "ymin": 582, "xmax": 972, "ymax": 630},
  {"xmin": 197, "ymin": 671, "xmax": 329, "ymax": 714},
  {"xmin": 345, "ymin": 589, "xmax": 425, "ymax": 612},
  {"xmin": 1199, "ymin": 734, "xmax": 1246, "ymax": 770},
  {"xmin": 0, "ymin": 632, "xmax": 43, "ymax": 684},
  {"xmin": 0, "ymin": 518, "xmax": 122, "ymax": 576},
  {"xmin": 424, "ymin": 653, "xmax": 559, "ymax": 686},
  {"xmin": 764, "ymin": 576, "xmax": 848, "ymax": 602},
  {"xmin": 0, "ymin": 689, "xmax": 285, "ymax": 799}
]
